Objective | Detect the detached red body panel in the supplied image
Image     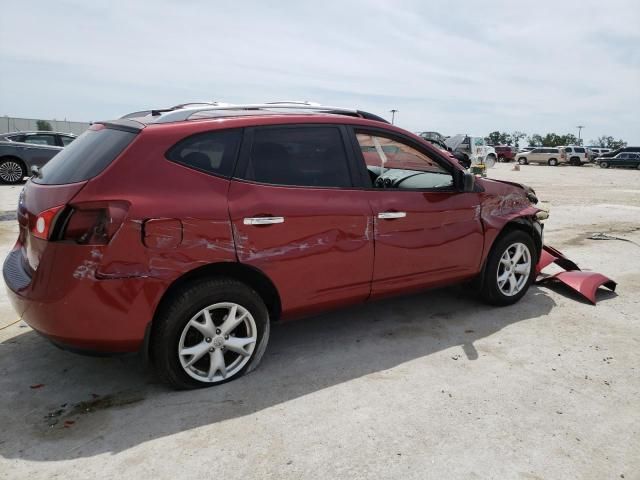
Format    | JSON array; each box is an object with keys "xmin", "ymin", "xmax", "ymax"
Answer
[{"xmin": 535, "ymin": 244, "xmax": 616, "ymax": 304}]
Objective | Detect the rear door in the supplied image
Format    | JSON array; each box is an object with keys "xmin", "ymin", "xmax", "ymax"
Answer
[
  {"xmin": 349, "ymin": 129, "xmax": 484, "ymax": 297},
  {"xmin": 227, "ymin": 124, "xmax": 374, "ymax": 318}
]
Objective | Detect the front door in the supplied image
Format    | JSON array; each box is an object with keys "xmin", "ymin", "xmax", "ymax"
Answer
[
  {"xmin": 228, "ymin": 125, "xmax": 374, "ymax": 318},
  {"xmin": 351, "ymin": 130, "xmax": 484, "ymax": 297}
]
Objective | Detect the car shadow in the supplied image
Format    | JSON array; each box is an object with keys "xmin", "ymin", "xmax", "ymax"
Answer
[{"xmin": 0, "ymin": 285, "xmax": 555, "ymax": 461}]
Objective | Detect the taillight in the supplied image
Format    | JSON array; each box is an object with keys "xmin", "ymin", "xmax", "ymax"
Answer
[
  {"xmin": 58, "ymin": 201, "xmax": 129, "ymax": 245},
  {"xmin": 31, "ymin": 205, "xmax": 64, "ymax": 240}
]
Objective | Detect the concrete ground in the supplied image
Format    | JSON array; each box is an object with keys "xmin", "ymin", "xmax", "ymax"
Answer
[{"xmin": 0, "ymin": 163, "xmax": 638, "ymax": 479}]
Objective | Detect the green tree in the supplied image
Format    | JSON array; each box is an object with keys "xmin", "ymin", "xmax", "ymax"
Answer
[
  {"xmin": 487, "ymin": 131, "xmax": 512, "ymax": 145},
  {"xmin": 527, "ymin": 134, "xmax": 543, "ymax": 147},
  {"xmin": 592, "ymin": 135, "xmax": 627, "ymax": 149},
  {"xmin": 511, "ymin": 131, "xmax": 527, "ymax": 148},
  {"xmin": 36, "ymin": 120, "xmax": 52, "ymax": 131}
]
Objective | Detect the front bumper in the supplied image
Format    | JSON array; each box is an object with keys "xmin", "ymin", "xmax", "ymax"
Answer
[{"xmin": 3, "ymin": 247, "xmax": 163, "ymax": 353}]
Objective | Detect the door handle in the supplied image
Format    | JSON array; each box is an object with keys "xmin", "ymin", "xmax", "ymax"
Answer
[
  {"xmin": 377, "ymin": 211, "xmax": 406, "ymax": 219},
  {"xmin": 243, "ymin": 216, "xmax": 284, "ymax": 225}
]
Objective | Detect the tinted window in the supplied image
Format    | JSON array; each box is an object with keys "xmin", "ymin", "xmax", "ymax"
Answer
[
  {"xmin": 356, "ymin": 132, "xmax": 452, "ymax": 190},
  {"xmin": 243, "ymin": 127, "xmax": 351, "ymax": 188},
  {"xmin": 35, "ymin": 126, "xmax": 136, "ymax": 185},
  {"xmin": 24, "ymin": 134, "xmax": 57, "ymax": 146},
  {"xmin": 575, "ymin": 147, "xmax": 585, "ymax": 153},
  {"xmin": 166, "ymin": 129, "xmax": 241, "ymax": 177}
]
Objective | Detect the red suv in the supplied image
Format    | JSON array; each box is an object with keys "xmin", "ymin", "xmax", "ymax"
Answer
[{"xmin": 4, "ymin": 102, "xmax": 544, "ymax": 389}]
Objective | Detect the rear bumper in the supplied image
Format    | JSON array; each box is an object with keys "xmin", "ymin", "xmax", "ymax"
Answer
[{"xmin": 3, "ymin": 247, "xmax": 163, "ymax": 353}]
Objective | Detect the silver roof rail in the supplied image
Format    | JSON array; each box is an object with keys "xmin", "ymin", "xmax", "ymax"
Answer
[{"xmin": 151, "ymin": 102, "xmax": 361, "ymax": 123}]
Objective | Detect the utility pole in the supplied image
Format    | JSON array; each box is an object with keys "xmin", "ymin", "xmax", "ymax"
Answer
[
  {"xmin": 576, "ymin": 125, "xmax": 584, "ymax": 145},
  {"xmin": 390, "ymin": 109, "xmax": 398, "ymax": 125}
]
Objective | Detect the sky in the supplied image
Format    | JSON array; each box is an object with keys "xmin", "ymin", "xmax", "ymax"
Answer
[{"xmin": 1, "ymin": 0, "xmax": 639, "ymax": 144}]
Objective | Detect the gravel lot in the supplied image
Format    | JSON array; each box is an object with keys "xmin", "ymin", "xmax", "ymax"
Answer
[{"xmin": 0, "ymin": 163, "xmax": 638, "ymax": 480}]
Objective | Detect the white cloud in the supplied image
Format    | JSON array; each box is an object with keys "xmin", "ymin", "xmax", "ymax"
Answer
[{"xmin": 1, "ymin": 0, "xmax": 638, "ymax": 143}]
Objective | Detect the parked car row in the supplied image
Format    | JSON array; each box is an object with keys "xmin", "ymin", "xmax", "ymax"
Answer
[{"xmin": 515, "ymin": 146, "xmax": 588, "ymax": 166}]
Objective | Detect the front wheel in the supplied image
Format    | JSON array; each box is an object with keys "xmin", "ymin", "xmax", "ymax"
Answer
[
  {"xmin": 479, "ymin": 230, "xmax": 536, "ymax": 306},
  {"xmin": 151, "ymin": 278, "xmax": 270, "ymax": 389},
  {"xmin": 599, "ymin": 161, "xmax": 609, "ymax": 169},
  {"xmin": 548, "ymin": 158, "xmax": 559, "ymax": 166},
  {"xmin": 518, "ymin": 157, "xmax": 528, "ymax": 165},
  {"xmin": 0, "ymin": 159, "xmax": 26, "ymax": 184}
]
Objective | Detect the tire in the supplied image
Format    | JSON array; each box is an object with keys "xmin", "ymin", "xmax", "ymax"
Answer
[
  {"xmin": 548, "ymin": 158, "xmax": 558, "ymax": 166},
  {"xmin": 599, "ymin": 161, "xmax": 609, "ymax": 169},
  {"xmin": 479, "ymin": 230, "xmax": 536, "ymax": 306},
  {"xmin": 518, "ymin": 157, "xmax": 528, "ymax": 165},
  {"xmin": 485, "ymin": 154, "xmax": 496, "ymax": 168},
  {"xmin": 151, "ymin": 278, "xmax": 270, "ymax": 389},
  {"xmin": 570, "ymin": 157, "xmax": 581, "ymax": 166},
  {"xmin": 0, "ymin": 158, "xmax": 26, "ymax": 184}
]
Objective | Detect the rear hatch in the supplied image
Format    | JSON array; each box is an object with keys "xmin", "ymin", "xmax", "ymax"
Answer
[{"xmin": 17, "ymin": 121, "xmax": 140, "ymax": 274}]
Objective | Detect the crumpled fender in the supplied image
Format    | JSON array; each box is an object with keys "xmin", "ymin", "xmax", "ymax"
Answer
[
  {"xmin": 535, "ymin": 244, "xmax": 616, "ymax": 304},
  {"xmin": 535, "ymin": 244, "xmax": 581, "ymax": 274}
]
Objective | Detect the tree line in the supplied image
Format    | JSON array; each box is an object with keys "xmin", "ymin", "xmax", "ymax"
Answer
[{"xmin": 485, "ymin": 131, "xmax": 627, "ymax": 149}]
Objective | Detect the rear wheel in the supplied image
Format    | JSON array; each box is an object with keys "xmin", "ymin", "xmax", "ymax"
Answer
[
  {"xmin": 570, "ymin": 157, "xmax": 581, "ymax": 166},
  {"xmin": 479, "ymin": 230, "xmax": 535, "ymax": 306},
  {"xmin": 548, "ymin": 158, "xmax": 558, "ymax": 166},
  {"xmin": 152, "ymin": 278, "xmax": 270, "ymax": 389},
  {"xmin": 518, "ymin": 157, "xmax": 528, "ymax": 165},
  {"xmin": 599, "ymin": 161, "xmax": 609, "ymax": 169},
  {"xmin": 0, "ymin": 158, "xmax": 26, "ymax": 184}
]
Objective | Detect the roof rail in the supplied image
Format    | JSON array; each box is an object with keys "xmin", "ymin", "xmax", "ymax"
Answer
[{"xmin": 121, "ymin": 102, "xmax": 389, "ymax": 124}]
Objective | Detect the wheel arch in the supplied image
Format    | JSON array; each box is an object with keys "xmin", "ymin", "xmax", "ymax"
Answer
[
  {"xmin": 155, "ymin": 262, "xmax": 282, "ymax": 323},
  {"xmin": 0, "ymin": 155, "xmax": 28, "ymax": 171},
  {"xmin": 143, "ymin": 261, "xmax": 282, "ymax": 365},
  {"xmin": 474, "ymin": 216, "xmax": 542, "ymax": 292}
]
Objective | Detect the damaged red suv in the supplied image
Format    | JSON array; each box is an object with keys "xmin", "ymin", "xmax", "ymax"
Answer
[{"xmin": 4, "ymin": 102, "xmax": 544, "ymax": 389}]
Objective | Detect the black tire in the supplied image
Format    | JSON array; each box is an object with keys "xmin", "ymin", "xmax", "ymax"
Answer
[
  {"xmin": 151, "ymin": 277, "xmax": 270, "ymax": 389},
  {"xmin": 0, "ymin": 158, "xmax": 26, "ymax": 184},
  {"xmin": 479, "ymin": 230, "xmax": 536, "ymax": 306},
  {"xmin": 599, "ymin": 161, "xmax": 609, "ymax": 169},
  {"xmin": 518, "ymin": 157, "xmax": 528, "ymax": 165},
  {"xmin": 548, "ymin": 158, "xmax": 558, "ymax": 166},
  {"xmin": 570, "ymin": 157, "xmax": 581, "ymax": 166}
]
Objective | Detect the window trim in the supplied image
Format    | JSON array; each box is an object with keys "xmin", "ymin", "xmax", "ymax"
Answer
[
  {"xmin": 346, "ymin": 125, "xmax": 459, "ymax": 192},
  {"xmin": 164, "ymin": 127, "xmax": 244, "ymax": 179},
  {"xmin": 233, "ymin": 123, "xmax": 360, "ymax": 190}
]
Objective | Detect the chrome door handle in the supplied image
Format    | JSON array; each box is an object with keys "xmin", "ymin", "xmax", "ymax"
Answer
[
  {"xmin": 243, "ymin": 216, "xmax": 284, "ymax": 225},
  {"xmin": 377, "ymin": 211, "xmax": 406, "ymax": 219}
]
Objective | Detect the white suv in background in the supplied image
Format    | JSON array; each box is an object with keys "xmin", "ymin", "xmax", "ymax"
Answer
[
  {"xmin": 515, "ymin": 147, "xmax": 563, "ymax": 166},
  {"xmin": 561, "ymin": 146, "xmax": 589, "ymax": 165}
]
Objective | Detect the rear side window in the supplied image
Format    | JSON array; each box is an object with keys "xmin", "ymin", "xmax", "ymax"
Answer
[
  {"xmin": 35, "ymin": 125, "xmax": 136, "ymax": 185},
  {"xmin": 24, "ymin": 134, "xmax": 57, "ymax": 146},
  {"xmin": 166, "ymin": 129, "xmax": 242, "ymax": 177},
  {"xmin": 575, "ymin": 147, "xmax": 585, "ymax": 153},
  {"xmin": 241, "ymin": 126, "xmax": 352, "ymax": 188}
]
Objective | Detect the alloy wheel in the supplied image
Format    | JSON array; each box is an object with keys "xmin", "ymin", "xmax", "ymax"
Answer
[
  {"xmin": 0, "ymin": 161, "xmax": 24, "ymax": 183},
  {"xmin": 496, "ymin": 242, "xmax": 531, "ymax": 297},
  {"xmin": 178, "ymin": 302, "xmax": 257, "ymax": 383}
]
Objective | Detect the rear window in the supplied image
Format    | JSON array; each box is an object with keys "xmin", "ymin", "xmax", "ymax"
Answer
[{"xmin": 34, "ymin": 125, "xmax": 136, "ymax": 185}]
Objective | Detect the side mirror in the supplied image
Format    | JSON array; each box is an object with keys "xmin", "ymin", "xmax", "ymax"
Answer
[{"xmin": 461, "ymin": 171, "xmax": 475, "ymax": 192}]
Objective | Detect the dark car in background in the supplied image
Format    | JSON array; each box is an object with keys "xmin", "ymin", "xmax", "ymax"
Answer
[
  {"xmin": 597, "ymin": 152, "xmax": 640, "ymax": 169},
  {"xmin": 595, "ymin": 146, "xmax": 640, "ymax": 160},
  {"xmin": 0, "ymin": 131, "xmax": 76, "ymax": 184}
]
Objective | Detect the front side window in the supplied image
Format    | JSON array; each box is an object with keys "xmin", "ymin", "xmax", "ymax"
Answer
[
  {"xmin": 242, "ymin": 126, "xmax": 351, "ymax": 188},
  {"xmin": 166, "ymin": 129, "xmax": 241, "ymax": 177},
  {"xmin": 356, "ymin": 133, "xmax": 453, "ymax": 190},
  {"xmin": 24, "ymin": 134, "xmax": 57, "ymax": 146}
]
